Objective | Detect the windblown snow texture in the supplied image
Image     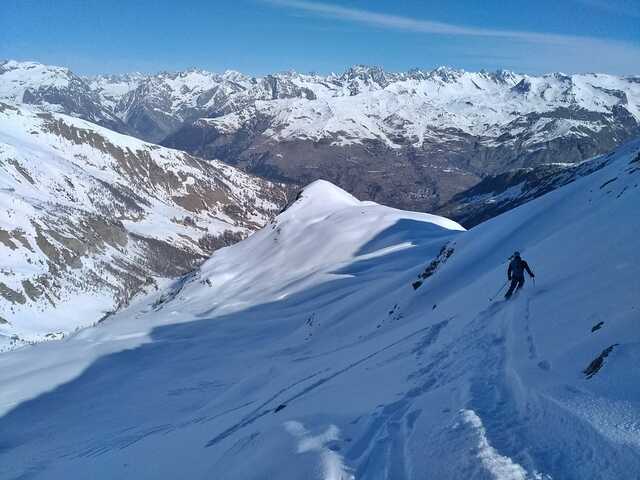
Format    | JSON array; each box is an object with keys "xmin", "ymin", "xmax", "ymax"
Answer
[{"xmin": 0, "ymin": 140, "xmax": 638, "ymax": 479}]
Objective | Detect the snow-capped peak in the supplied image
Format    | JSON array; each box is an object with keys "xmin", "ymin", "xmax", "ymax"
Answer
[
  {"xmin": 0, "ymin": 59, "xmax": 75, "ymax": 101},
  {"xmin": 339, "ymin": 64, "xmax": 391, "ymax": 89},
  {"xmin": 283, "ymin": 180, "xmax": 362, "ymax": 218},
  {"xmin": 430, "ymin": 65, "xmax": 465, "ymax": 80},
  {"xmin": 487, "ymin": 68, "xmax": 519, "ymax": 85},
  {"xmin": 222, "ymin": 69, "xmax": 250, "ymax": 83}
]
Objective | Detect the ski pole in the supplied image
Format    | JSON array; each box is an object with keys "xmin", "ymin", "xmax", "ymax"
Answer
[{"xmin": 489, "ymin": 281, "xmax": 508, "ymax": 302}]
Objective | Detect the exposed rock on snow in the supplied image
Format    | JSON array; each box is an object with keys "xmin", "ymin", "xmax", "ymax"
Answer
[
  {"xmin": 412, "ymin": 243, "xmax": 455, "ymax": 290},
  {"xmin": 583, "ymin": 344, "xmax": 618, "ymax": 379}
]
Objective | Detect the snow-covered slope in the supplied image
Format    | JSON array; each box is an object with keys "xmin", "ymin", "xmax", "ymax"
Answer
[
  {"xmin": 0, "ymin": 139, "xmax": 638, "ymax": 478},
  {"xmin": 0, "ymin": 102, "xmax": 285, "ymax": 349},
  {"xmin": 86, "ymin": 72, "xmax": 147, "ymax": 111},
  {"xmin": 436, "ymin": 152, "xmax": 616, "ymax": 227}
]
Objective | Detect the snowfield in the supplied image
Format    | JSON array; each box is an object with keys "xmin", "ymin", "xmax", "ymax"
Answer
[{"xmin": 0, "ymin": 139, "xmax": 638, "ymax": 479}]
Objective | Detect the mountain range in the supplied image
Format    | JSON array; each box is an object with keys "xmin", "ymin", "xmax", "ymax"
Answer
[{"xmin": 3, "ymin": 59, "xmax": 639, "ymax": 218}]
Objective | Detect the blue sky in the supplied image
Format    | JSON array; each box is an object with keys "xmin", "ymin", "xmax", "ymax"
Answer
[{"xmin": 1, "ymin": 0, "xmax": 639, "ymax": 75}]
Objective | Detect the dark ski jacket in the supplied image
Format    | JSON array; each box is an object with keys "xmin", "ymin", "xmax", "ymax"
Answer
[{"xmin": 508, "ymin": 257, "xmax": 534, "ymax": 280}]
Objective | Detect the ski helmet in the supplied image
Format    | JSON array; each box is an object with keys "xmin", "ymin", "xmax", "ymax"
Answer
[{"xmin": 513, "ymin": 251, "xmax": 521, "ymax": 257}]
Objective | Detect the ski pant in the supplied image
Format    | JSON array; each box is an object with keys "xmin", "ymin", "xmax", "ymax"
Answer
[{"xmin": 505, "ymin": 276, "xmax": 525, "ymax": 298}]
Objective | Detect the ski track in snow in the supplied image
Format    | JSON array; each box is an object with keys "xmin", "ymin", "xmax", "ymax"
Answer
[{"xmin": 206, "ymin": 322, "xmax": 444, "ymax": 449}]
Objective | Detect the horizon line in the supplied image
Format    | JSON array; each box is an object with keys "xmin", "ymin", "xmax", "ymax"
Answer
[{"xmin": 3, "ymin": 57, "xmax": 639, "ymax": 79}]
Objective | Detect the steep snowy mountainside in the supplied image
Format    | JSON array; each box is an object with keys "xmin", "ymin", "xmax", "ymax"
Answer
[
  {"xmin": 0, "ymin": 102, "xmax": 285, "ymax": 350},
  {"xmin": 193, "ymin": 179, "xmax": 464, "ymax": 315},
  {"xmin": 86, "ymin": 72, "xmax": 147, "ymax": 110},
  {"xmin": 106, "ymin": 69, "xmax": 255, "ymax": 143},
  {"xmin": 0, "ymin": 60, "xmax": 126, "ymax": 133},
  {"xmin": 436, "ymin": 151, "xmax": 618, "ymax": 227},
  {"xmin": 0, "ymin": 139, "xmax": 638, "ymax": 478}
]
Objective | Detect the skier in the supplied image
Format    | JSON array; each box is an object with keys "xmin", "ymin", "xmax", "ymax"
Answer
[{"xmin": 504, "ymin": 251, "xmax": 534, "ymax": 299}]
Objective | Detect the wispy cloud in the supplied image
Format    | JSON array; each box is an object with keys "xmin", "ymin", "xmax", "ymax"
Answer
[
  {"xmin": 265, "ymin": 0, "xmax": 640, "ymax": 74},
  {"xmin": 267, "ymin": 0, "xmax": 626, "ymax": 47}
]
